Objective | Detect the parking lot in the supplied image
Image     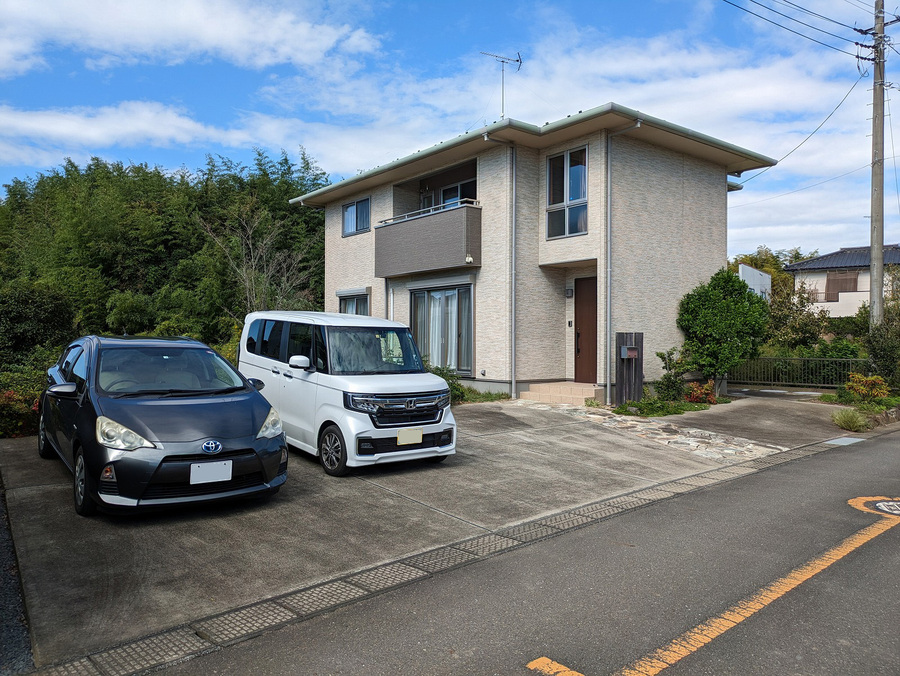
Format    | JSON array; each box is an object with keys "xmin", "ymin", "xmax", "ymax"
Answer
[{"xmin": 0, "ymin": 396, "xmax": 844, "ymax": 670}]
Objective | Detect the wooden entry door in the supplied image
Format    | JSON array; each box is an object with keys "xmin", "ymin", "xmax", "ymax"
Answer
[{"xmin": 574, "ymin": 277, "xmax": 597, "ymax": 383}]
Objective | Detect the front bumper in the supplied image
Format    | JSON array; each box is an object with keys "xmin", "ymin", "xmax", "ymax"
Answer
[
  {"xmin": 341, "ymin": 407, "xmax": 456, "ymax": 467},
  {"xmin": 91, "ymin": 434, "xmax": 287, "ymax": 508}
]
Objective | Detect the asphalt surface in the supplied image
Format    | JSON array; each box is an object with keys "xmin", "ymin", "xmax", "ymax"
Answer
[
  {"xmin": 0, "ymin": 390, "xmax": 877, "ymax": 674},
  {"xmin": 159, "ymin": 429, "xmax": 900, "ymax": 676}
]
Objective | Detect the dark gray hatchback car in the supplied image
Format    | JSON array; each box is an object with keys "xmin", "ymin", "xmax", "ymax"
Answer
[{"xmin": 38, "ymin": 336, "xmax": 287, "ymax": 516}]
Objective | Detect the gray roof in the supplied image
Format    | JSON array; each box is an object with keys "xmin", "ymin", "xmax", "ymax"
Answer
[
  {"xmin": 292, "ymin": 102, "xmax": 776, "ymax": 207},
  {"xmin": 784, "ymin": 245, "xmax": 900, "ymax": 272}
]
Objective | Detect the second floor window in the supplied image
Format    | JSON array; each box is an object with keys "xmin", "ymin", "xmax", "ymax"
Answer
[
  {"xmin": 342, "ymin": 198, "xmax": 370, "ymax": 236},
  {"xmin": 547, "ymin": 147, "xmax": 587, "ymax": 239}
]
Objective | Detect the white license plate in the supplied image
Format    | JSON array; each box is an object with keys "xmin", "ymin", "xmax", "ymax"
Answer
[
  {"xmin": 190, "ymin": 460, "xmax": 232, "ymax": 484},
  {"xmin": 397, "ymin": 427, "xmax": 423, "ymax": 445}
]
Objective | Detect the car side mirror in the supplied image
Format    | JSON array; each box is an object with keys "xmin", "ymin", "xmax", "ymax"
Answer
[
  {"xmin": 289, "ymin": 355, "xmax": 311, "ymax": 370},
  {"xmin": 247, "ymin": 378, "xmax": 265, "ymax": 391},
  {"xmin": 47, "ymin": 383, "xmax": 78, "ymax": 398}
]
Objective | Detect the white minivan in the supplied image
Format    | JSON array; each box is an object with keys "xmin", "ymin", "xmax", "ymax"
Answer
[{"xmin": 237, "ymin": 311, "xmax": 456, "ymax": 476}]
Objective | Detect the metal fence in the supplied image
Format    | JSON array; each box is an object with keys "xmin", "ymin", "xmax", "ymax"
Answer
[{"xmin": 729, "ymin": 358, "xmax": 871, "ymax": 388}]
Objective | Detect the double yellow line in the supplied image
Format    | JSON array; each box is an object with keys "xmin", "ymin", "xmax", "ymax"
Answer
[{"xmin": 528, "ymin": 497, "xmax": 900, "ymax": 676}]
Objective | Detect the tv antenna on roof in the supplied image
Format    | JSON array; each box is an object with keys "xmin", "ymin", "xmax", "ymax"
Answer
[{"xmin": 481, "ymin": 51, "xmax": 522, "ymax": 119}]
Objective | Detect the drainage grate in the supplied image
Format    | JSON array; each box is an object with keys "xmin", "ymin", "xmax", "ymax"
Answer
[
  {"xmin": 89, "ymin": 628, "xmax": 212, "ymax": 676},
  {"xmin": 538, "ymin": 513, "xmax": 596, "ymax": 530},
  {"xmin": 279, "ymin": 581, "xmax": 368, "ymax": 616},
  {"xmin": 37, "ymin": 658, "xmax": 100, "ymax": 676},
  {"xmin": 404, "ymin": 547, "xmax": 480, "ymax": 573},
  {"xmin": 656, "ymin": 481, "xmax": 698, "ymax": 494},
  {"xmin": 675, "ymin": 475, "xmax": 721, "ymax": 487},
  {"xmin": 193, "ymin": 603, "xmax": 296, "ymax": 645},
  {"xmin": 629, "ymin": 488, "xmax": 678, "ymax": 501},
  {"xmin": 498, "ymin": 523, "xmax": 560, "ymax": 542},
  {"xmin": 455, "ymin": 534, "xmax": 520, "ymax": 556},
  {"xmin": 346, "ymin": 563, "xmax": 428, "ymax": 592},
  {"xmin": 602, "ymin": 495, "xmax": 653, "ymax": 509},
  {"xmin": 572, "ymin": 503, "xmax": 628, "ymax": 519}
]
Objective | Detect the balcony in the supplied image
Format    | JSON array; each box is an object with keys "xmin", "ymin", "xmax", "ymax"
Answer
[{"xmin": 374, "ymin": 200, "xmax": 482, "ymax": 278}]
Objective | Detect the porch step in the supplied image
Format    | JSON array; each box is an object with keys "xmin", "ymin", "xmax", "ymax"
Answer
[{"xmin": 518, "ymin": 382, "xmax": 602, "ymax": 406}]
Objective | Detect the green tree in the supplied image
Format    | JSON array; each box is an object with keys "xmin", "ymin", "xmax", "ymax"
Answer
[
  {"xmin": 767, "ymin": 280, "xmax": 829, "ymax": 349},
  {"xmin": 677, "ymin": 269, "xmax": 770, "ymax": 395}
]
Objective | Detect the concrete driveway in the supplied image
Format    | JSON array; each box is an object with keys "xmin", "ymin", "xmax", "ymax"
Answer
[{"xmin": 0, "ymin": 395, "xmax": 856, "ymax": 671}]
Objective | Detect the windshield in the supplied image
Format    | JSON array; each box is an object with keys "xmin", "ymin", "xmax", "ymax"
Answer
[
  {"xmin": 97, "ymin": 346, "xmax": 245, "ymax": 395},
  {"xmin": 327, "ymin": 327, "xmax": 425, "ymax": 375}
]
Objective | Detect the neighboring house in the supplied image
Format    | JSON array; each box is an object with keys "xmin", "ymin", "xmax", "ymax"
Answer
[
  {"xmin": 784, "ymin": 245, "xmax": 900, "ymax": 317},
  {"xmin": 291, "ymin": 103, "xmax": 775, "ymax": 402},
  {"xmin": 738, "ymin": 264, "xmax": 772, "ymax": 300}
]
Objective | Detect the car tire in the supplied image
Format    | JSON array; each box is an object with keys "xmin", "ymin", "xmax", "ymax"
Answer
[
  {"xmin": 73, "ymin": 450, "xmax": 97, "ymax": 517},
  {"xmin": 37, "ymin": 408, "xmax": 56, "ymax": 460},
  {"xmin": 319, "ymin": 425, "xmax": 349, "ymax": 477}
]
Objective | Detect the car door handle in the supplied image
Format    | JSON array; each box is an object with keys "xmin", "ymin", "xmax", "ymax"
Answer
[
  {"xmin": 271, "ymin": 367, "xmax": 280, "ymax": 375},
  {"xmin": 282, "ymin": 371, "xmax": 293, "ymax": 380}
]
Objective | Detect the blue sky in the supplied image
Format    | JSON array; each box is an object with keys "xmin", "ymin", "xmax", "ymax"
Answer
[{"xmin": 0, "ymin": 0, "xmax": 894, "ymax": 256}]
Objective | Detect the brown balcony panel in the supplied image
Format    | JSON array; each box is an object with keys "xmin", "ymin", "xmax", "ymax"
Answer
[{"xmin": 375, "ymin": 205, "xmax": 481, "ymax": 278}]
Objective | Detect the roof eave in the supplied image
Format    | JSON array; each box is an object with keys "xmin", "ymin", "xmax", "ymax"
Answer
[{"xmin": 292, "ymin": 103, "xmax": 776, "ymax": 207}]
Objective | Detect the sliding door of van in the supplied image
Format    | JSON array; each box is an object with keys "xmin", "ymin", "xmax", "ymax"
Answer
[
  {"xmin": 280, "ymin": 321, "xmax": 319, "ymax": 452},
  {"xmin": 240, "ymin": 318, "xmax": 285, "ymax": 412}
]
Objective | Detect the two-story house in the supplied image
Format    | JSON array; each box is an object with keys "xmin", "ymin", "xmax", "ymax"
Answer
[
  {"xmin": 291, "ymin": 103, "xmax": 775, "ymax": 404},
  {"xmin": 784, "ymin": 245, "xmax": 900, "ymax": 317}
]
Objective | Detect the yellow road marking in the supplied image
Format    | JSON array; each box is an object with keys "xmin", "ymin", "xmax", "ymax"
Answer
[{"xmin": 528, "ymin": 497, "xmax": 900, "ymax": 676}]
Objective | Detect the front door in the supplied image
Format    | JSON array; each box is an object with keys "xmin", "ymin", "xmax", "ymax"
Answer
[{"xmin": 574, "ymin": 277, "xmax": 597, "ymax": 383}]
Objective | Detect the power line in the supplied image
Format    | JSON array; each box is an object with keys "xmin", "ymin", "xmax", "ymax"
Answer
[
  {"xmin": 744, "ymin": 0, "xmax": 864, "ymax": 42},
  {"xmin": 739, "ymin": 73, "xmax": 866, "ymax": 184},
  {"xmin": 773, "ymin": 0, "xmax": 868, "ymax": 32},
  {"xmin": 720, "ymin": 0, "xmax": 876, "ymax": 59},
  {"xmin": 729, "ymin": 162, "xmax": 878, "ymax": 208}
]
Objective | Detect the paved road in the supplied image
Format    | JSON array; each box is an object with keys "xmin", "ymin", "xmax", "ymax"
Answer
[{"xmin": 159, "ymin": 430, "xmax": 900, "ymax": 676}]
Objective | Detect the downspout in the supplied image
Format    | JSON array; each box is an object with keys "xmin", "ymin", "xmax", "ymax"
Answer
[
  {"xmin": 605, "ymin": 120, "xmax": 641, "ymax": 405},
  {"xmin": 483, "ymin": 133, "xmax": 517, "ymax": 398}
]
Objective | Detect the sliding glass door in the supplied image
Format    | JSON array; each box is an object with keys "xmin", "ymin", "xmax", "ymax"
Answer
[{"xmin": 411, "ymin": 286, "xmax": 472, "ymax": 374}]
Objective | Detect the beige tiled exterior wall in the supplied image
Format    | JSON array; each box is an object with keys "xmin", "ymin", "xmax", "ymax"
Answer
[
  {"xmin": 610, "ymin": 136, "xmax": 727, "ymax": 381},
  {"xmin": 322, "ymin": 131, "xmax": 730, "ymax": 390}
]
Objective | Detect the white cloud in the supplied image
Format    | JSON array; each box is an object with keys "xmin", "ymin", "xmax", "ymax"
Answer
[{"xmin": 0, "ymin": 0, "xmax": 380, "ymax": 76}]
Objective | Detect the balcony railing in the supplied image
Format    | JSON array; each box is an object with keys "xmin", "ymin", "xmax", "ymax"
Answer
[
  {"xmin": 374, "ymin": 201, "xmax": 481, "ymax": 278},
  {"xmin": 377, "ymin": 198, "xmax": 480, "ymax": 227}
]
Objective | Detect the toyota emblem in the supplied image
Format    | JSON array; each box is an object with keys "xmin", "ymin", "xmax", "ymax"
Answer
[{"xmin": 202, "ymin": 440, "xmax": 223, "ymax": 454}]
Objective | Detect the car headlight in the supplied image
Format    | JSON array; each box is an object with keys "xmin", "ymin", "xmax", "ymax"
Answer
[
  {"xmin": 96, "ymin": 416, "xmax": 155, "ymax": 451},
  {"xmin": 344, "ymin": 392, "xmax": 381, "ymax": 414},
  {"xmin": 257, "ymin": 407, "xmax": 283, "ymax": 439}
]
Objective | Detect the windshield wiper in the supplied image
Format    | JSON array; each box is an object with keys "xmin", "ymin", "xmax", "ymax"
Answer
[
  {"xmin": 111, "ymin": 389, "xmax": 201, "ymax": 399},
  {"xmin": 206, "ymin": 386, "xmax": 246, "ymax": 395}
]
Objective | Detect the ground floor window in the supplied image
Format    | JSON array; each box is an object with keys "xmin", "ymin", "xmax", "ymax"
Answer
[
  {"xmin": 411, "ymin": 286, "xmax": 472, "ymax": 373},
  {"xmin": 340, "ymin": 295, "xmax": 369, "ymax": 315}
]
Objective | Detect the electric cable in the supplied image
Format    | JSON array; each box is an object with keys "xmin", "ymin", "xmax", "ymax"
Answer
[
  {"xmin": 739, "ymin": 73, "xmax": 866, "ymax": 184},
  {"xmin": 721, "ymin": 0, "xmax": 876, "ymax": 59},
  {"xmin": 730, "ymin": 162, "xmax": 882, "ymax": 208},
  {"xmin": 744, "ymin": 0, "xmax": 865, "ymax": 42},
  {"xmin": 773, "ymin": 0, "xmax": 869, "ymax": 32}
]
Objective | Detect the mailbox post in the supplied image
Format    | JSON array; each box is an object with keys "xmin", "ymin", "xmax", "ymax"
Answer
[{"xmin": 615, "ymin": 332, "xmax": 643, "ymax": 406}]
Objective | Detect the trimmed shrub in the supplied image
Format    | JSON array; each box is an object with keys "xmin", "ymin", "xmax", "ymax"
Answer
[
  {"xmin": 844, "ymin": 373, "xmax": 889, "ymax": 401},
  {"xmin": 686, "ymin": 380, "xmax": 717, "ymax": 404}
]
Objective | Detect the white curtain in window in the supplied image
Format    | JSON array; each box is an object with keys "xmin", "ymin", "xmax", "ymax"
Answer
[
  {"xmin": 429, "ymin": 290, "xmax": 443, "ymax": 366},
  {"xmin": 445, "ymin": 290, "xmax": 458, "ymax": 370}
]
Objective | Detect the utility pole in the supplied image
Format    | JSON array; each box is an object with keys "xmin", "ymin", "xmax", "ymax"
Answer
[{"xmin": 870, "ymin": 0, "xmax": 885, "ymax": 327}]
